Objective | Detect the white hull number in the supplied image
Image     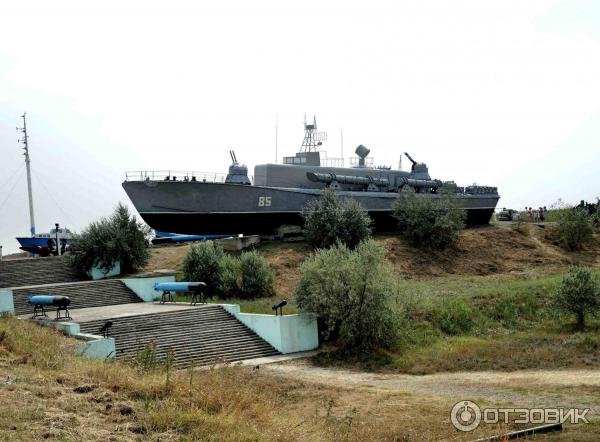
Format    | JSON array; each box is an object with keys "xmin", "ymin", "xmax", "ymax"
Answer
[{"xmin": 258, "ymin": 196, "xmax": 272, "ymax": 207}]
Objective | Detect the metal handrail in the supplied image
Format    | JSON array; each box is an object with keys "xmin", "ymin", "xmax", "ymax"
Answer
[{"xmin": 124, "ymin": 170, "xmax": 228, "ymax": 183}]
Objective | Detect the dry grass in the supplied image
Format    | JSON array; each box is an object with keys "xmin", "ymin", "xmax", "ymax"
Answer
[
  {"xmin": 0, "ymin": 317, "xmax": 502, "ymax": 441},
  {"xmin": 1, "ymin": 310, "xmax": 599, "ymax": 439}
]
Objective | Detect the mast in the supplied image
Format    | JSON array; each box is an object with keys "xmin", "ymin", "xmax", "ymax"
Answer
[
  {"xmin": 299, "ymin": 114, "xmax": 327, "ymax": 152},
  {"xmin": 17, "ymin": 113, "xmax": 36, "ymax": 236}
]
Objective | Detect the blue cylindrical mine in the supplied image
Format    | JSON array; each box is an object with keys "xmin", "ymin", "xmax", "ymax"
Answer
[
  {"xmin": 27, "ymin": 295, "xmax": 71, "ymax": 307},
  {"xmin": 154, "ymin": 282, "xmax": 206, "ymax": 293}
]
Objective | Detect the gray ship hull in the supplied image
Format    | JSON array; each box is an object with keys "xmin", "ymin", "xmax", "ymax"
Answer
[{"xmin": 122, "ymin": 180, "xmax": 499, "ymax": 235}]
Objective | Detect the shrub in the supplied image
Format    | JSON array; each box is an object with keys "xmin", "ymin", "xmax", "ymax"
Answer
[
  {"xmin": 554, "ymin": 266, "xmax": 600, "ymax": 331},
  {"xmin": 294, "ymin": 240, "xmax": 400, "ymax": 352},
  {"xmin": 392, "ymin": 190, "xmax": 466, "ymax": 249},
  {"xmin": 238, "ymin": 251, "xmax": 274, "ymax": 299},
  {"xmin": 218, "ymin": 254, "xmax": 240, "ymax": 296},
  {"xmin": 486, "ymin": 292, "xmax": 538, "ymax": 327},
  {"xmin": 555, "ymin": 208, "xmax": 593, "ymax": 250},
  {"xmin": 432, "ymin": 298, "xmax": 474, "ymax": 335},
  {"xmin": 69, "ymin": 203, "xmax": 150, "ymax": 274},
  {"xmin": 182, "ymin": 241, "xmax": 226, "ymax": 295},
  {"xmin": 302, "ymin": 189, "xmax": 372, "ymax": 250},
  {"xmin": 512, "ymin": 211, "xmax": 529, "ymax": 235},
  {"xmin": 182, "ymin": 243, "xmax": 274, "ymax": 299}
]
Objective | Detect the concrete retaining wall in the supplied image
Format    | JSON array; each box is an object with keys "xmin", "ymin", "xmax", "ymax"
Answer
[
  {"xmin": 88, "ymin": 260, "xmax": 121, "ymax": 280},
  {"xmin": 221, "ymin": 304, "xmax": 318, "ymax": 354},
  {"xmin": 32, "ymin": 318, "xmax": 115, "ymax": 360},
  {"xmin": 0, "ymin": 290, "xmax": 14, "ymax": 315},
  {"xmin": 121, "ymin": 275, "xmax": 176, "ymax": 302},
  {"xmin": 76, "ymin": 334, "xmax": 116, "ymax": 360}
]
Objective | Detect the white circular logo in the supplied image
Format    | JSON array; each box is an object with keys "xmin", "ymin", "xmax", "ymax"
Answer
[{"xmin": 451, "ymin": 400, "xmax": 482, "ymax": 432}]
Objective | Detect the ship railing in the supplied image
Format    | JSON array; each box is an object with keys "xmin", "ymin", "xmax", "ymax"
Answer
[
  {"xmin": 349, "ymin": 157, "xmax": 375, "ymax": 167},
  {"xmin": 125, "ymin": 170, "xmax": 228, "ymax": 183},
  {"xmin": 321, "ymin": 157, "xmax": 345, "ymax": 168}
]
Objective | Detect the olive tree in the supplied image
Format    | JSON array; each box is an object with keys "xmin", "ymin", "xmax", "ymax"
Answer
[
  {"xmin": 302, "ymin": 189, "xmax": 372, "ymax": 250},
  {"xmin": 392, "ymin": 190, "xmax": 466, "ymax": 249},
  {"xmin": 554, "ymin": 266, "xmax": 600, "ymax": 331},
  {"xmin": 294, "ymin": 240, "xmax": 399, "ymax": 352}
]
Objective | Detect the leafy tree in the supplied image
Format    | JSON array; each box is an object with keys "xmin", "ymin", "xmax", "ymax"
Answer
[
  {"xmin": 302, "ymin": 189, "xmax": 372, "ymax": 250},
  {"xmin": 182, "ymin": 241, "xmax": 226, "ymax": 295},
  {"xmin": 294, "ymin": 240, "xmax": 399, "ymax": 352},
  {"xmin": 392, "ymin": 190, "xmax": 466, "ymax": 249},
  {"xmin": 69, "ymin": 203, "xmax": 150, "ymax": 274},
  {"xmin": 238, "ymin": 251, "xmax": 275, "ymax": 299},
  {"xmin": 556, "ymin": 208, "xmax": 594, "ymax": 251},
  {"xmin": 554, "ymin": 266, "xmax": 600, "ymax": 331}
]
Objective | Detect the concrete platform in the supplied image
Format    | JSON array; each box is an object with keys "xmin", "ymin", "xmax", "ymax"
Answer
[{"xmin": 19, "ymin": 301, "xmax": 208, "ymax": 322}]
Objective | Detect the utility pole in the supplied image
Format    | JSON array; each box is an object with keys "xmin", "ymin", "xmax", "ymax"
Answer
[{"xmin": 17, "ymin": 113, "xmax": 36, "ymax": 237}]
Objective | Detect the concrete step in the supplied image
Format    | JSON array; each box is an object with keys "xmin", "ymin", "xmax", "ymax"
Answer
[
  {"xmin": 78, "ymin": 305, "xmax": 280, "ymax": 366},
  {"xmin": 13, "ymin": 279, "xmax": 142, "ymax": 316},
  {"xmin": 120, "ymin": 345, "xmax": 280, "ymax": 368},
  {"xmin": 0, "ymin": 256, "xmax": 84, "ymax": 289}
]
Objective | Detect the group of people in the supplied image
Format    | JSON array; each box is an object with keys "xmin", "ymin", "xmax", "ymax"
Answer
[{"xmin": 526, "ymin": 206, "xmax": 547, "ymax": 222}]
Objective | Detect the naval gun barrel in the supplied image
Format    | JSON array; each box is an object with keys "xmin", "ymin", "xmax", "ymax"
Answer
[
  {"xmin": 398, "ymin": 177, "xmax": 441, "ymax": 189},
  {"xmin": 307, "ymin": 172, "xmax": 389, "ymax": 187},
  {"xmin": 404, "ymin": 152, "xmax": 417, "ymax": 166}
]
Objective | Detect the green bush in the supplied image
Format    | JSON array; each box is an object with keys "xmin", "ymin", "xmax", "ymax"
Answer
[
  {"xmin": 555, "ymin": 208, "xmax": 593, "ymax": 250},
  {"xmin": 218, "ymin": 254, "xmax": 241, "ymax": 296},
  {"xmin": 486, "ymin": 292, "xmax": 538, "ymax": 327},
  {"xmin": 238, "ymin": 251, "xmax": 275, "ymax": 299},
  {"xmin": 69, "ymin": 203, "xmax": 150, "ymax": 274},
  {"xmin": 392, "ymin": 190, "xmax": 466, "ymax": 249},
  {"xmin": 182, "ymin": 243, "xmax": 273, "ymax": 299},
  {"xmin": 554, "ymin": 266, "xmax": 600, "ymax": 331},
  {"xmin": 182, "ymin": 241, "xmax": 226, "ymax": 295},
  {"xmin": 432, "ymin": 298, "xmax": 474, "ymax": 335},
  {"xmin": 302, "ymin": 189, "xmax": 372, "ymax": 250},
  {"xmin": 294, "ymin": 240, "xmax": 400, "ymax": 352}
]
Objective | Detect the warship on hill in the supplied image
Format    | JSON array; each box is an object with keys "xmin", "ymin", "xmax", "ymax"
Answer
[{"xmin": 122, "ymin": 117, "xmax": 500, "ymax": 235}]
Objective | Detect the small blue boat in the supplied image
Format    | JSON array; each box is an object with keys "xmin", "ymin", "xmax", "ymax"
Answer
[{"xmin": 16, "ymin": 227, "xmax": 73, "ymax": 256}]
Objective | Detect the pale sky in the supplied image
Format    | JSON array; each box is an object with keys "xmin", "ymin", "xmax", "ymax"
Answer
[{"xmin": 1, "ymin": 0, "xmax": 599, "ymax": 254}]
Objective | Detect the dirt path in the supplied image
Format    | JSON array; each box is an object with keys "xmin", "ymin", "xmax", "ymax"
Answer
[{"xmin": 265, "ymin": 360, "xmax": 600, "ymax": 412}]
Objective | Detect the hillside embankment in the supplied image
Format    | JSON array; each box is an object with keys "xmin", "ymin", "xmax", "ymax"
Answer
[{"xmin": 144, "ymin": 224, "xmax": 600, "ymax": 295}]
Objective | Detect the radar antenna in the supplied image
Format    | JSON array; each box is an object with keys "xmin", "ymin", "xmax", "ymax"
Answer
[{"xmin": 300, "ymin": 114, "xmax": 327, "ymax": 152}]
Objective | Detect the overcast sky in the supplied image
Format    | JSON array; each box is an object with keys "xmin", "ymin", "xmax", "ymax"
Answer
[{"xmin": 1, "ymin": 0, "xmax": 599, "ymax": 254}]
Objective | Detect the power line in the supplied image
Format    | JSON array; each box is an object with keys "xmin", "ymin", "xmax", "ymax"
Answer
[
  {"xmin": 31, "ymin": 171, "xmax": 76, "ymax": 228},
  {"xmin": 0, "ymin": 163, "xmax": 24, "ymax": 190},
  {"xmin": 0, "ymin": 168, "xmax": 25, "ymax": 212}
]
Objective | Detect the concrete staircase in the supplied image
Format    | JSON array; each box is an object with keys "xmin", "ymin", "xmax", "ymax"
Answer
[
  {"xmin": 78, "ymin": 305, "xmax": 280, "ymax": 367},
  {"xmin": 12, "ymin": 280, "xmax": 142, "ymax": 316},
  {"xmin": 0, "ymin": 256, "xmax": 84, "ymax": 289}
]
